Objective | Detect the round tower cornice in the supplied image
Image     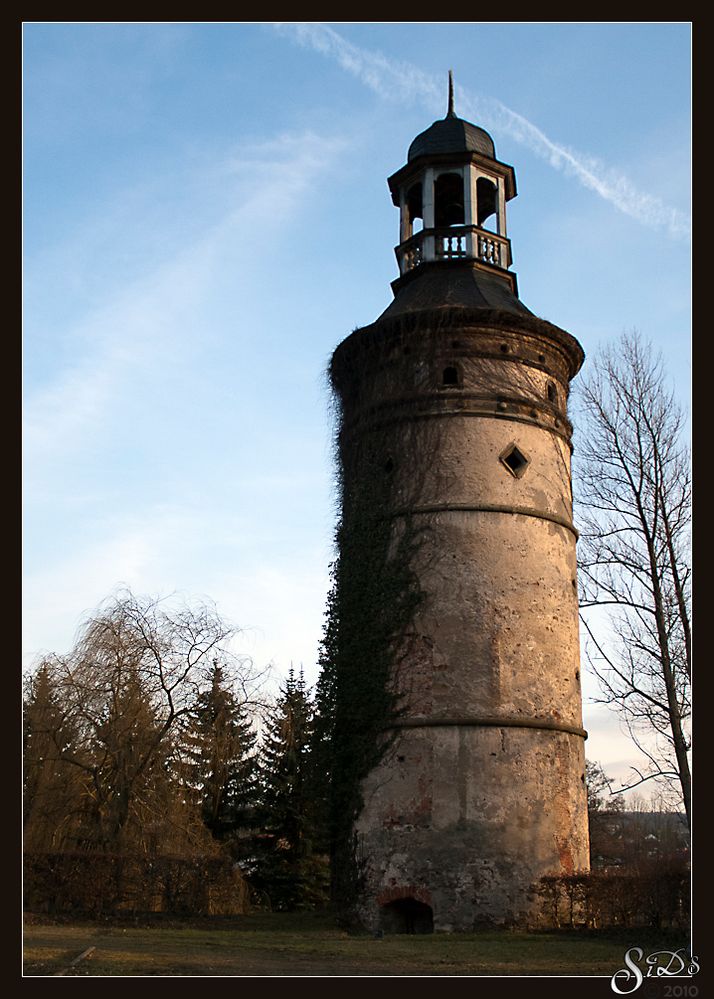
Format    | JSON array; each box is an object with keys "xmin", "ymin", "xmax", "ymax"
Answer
[{"xmin": 330, "ymin": 307, "xmax": 585, "ymax": 391}]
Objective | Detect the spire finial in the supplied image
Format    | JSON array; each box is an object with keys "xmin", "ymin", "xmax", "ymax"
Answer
[{"xmin": 447, "ymin": 69, "xmax": 456, "ymax": 118}]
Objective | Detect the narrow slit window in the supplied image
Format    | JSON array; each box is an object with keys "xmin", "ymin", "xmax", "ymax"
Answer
[
  {"xmin": 547, "ymin": 382, "xmax": 557, "ymax": 403},
  {"xmin": 500, "ymin": 443, "xmax": 530, "ymax": 478}
]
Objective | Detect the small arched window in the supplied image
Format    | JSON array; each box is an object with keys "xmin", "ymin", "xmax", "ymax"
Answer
[
  {"xmin": 547, "ymin": 382, "xmax": 557, "ymax": 404},
  {"xmin": 442, "ymin": 365, "xmax": 460, "ymax": 387}
]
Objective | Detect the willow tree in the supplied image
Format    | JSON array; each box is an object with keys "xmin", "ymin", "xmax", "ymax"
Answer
[{"xmin": 575, "ymin": 332, "xmax": 691, "ymax": 826}]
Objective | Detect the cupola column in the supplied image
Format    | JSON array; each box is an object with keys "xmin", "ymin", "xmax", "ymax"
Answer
[
  {"xmin": 497, "ymin": 177, "xmax": 507, "ymax": 237},
  {"xmin": 465, "ymin": 163, "xmax": 478, "ymax": 256},
  {"xmin": 422, "ymin": 166, "xmax": 436, "ymax": 262},
  {"xmin": 399, "ymin": 188, "xmax": 411, "ymax": 243}
]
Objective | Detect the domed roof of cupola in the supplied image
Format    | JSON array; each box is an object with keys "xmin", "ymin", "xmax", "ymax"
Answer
[
  {"xmin": 408, "ymin": 72, "xmax": 496, "ymax": 162},
  {"xmin": 408, "ymin": 115, "xmax": 495, "ymax": 161}
]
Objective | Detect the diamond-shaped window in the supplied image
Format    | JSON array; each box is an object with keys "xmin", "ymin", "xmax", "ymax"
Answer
[{"xmin": 500, "ymin": 442, "xmax": 530, "ymax": 479}]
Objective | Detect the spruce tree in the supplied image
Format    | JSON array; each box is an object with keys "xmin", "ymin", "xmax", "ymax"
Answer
[
  {"xmin": 252, "ymin": 668, "xmax": 328, "ymax": 910},
  {"xmin": 23, "ymin": 660, "xmax": 89, "ymax": 852},
  {"xmin": 182, "ymin": 659, "xmax": 258, "ymax": 844}
]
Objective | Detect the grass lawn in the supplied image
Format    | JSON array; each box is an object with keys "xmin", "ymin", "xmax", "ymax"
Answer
[{"xmin": 22, "ymin": 912, "xmax": 689, "ymax": 977}]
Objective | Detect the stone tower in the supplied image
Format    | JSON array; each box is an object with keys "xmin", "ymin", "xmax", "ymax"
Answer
[{"xmin": 328, "ymin": 80, "xmax": 590, "ymax": 932}]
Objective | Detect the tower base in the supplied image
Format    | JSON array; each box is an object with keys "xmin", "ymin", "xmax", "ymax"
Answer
[{"xmin": 355, "ymin": 724, "xmax": 589, "ymax": 932}]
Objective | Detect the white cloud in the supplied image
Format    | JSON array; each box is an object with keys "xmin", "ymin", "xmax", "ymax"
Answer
[
  {"xmin": 23, "ymin": 128, "xmax": 346, "ymax": 669},
  {"xmin": 276, "ymin": 22, "xmax": 690, "ymax": 239},
  {"xmin": 23, "ymin": 130, "xmax": 347, "ymax": 469}
]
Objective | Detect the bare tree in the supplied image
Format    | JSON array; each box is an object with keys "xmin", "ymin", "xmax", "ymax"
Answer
[{"xmin": 575, "ymin": 331, "xmax": 691, "ymax": 827}]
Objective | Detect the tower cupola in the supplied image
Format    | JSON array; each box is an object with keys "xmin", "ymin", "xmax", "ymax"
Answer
[{"xmin": 388, "ymin": 72, "xmax": 517, "ymax": 280}]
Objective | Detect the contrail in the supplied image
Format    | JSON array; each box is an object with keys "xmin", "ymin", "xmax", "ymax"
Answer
[{"xmin": 274, "ymin": 23, "xmax": 690, "ymax": 240}]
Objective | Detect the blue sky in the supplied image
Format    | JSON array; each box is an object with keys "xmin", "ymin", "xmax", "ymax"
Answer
[{"xmin": 23, "ymin": 22, "xmax": 691, "ymax": 795}]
